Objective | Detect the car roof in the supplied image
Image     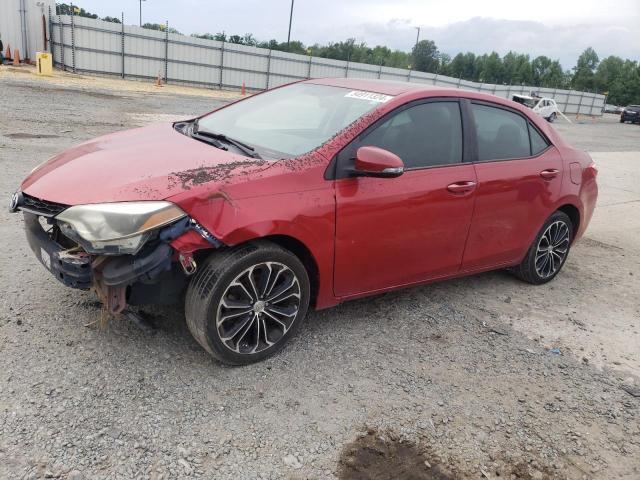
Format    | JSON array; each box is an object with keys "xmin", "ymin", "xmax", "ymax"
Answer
[
  {"xmin": 305, "ymin": 77, "xmax": 458, "ymax": 96},
  {"xmin": 304, "ymin": 77, "xmax": 555, "ymax": 106}
]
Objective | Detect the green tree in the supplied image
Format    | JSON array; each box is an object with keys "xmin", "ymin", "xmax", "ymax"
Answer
[
  {"xmin": 191, "ymin": 33, "xmax": 217, "ymax": 40},
  {"xmin": 56, "ymin": 3, "xmax": 97, "ymax": 18},
  {"xmin": 572, "ymin": 47, "xmax": 599, "ymax": 91},
  {"xmin": 443, "ymin": 52, "xmax": 477, "ymax": 79},
  {"xmin": 531, "ymin": 56, "xmax": 565, "ymax": 87},
  {"xmin": 142, "ymin": 23, "xmax": 181, "ymax": 34},
  {"xmin": 411, "ymin": 39, "xmax": 439, "ymax": 72},
  {"xmin": 479, "ymin": 52, "xmax": 503, "ymax": 83},
  {"xmin": 502, "ymin": 52, "xmax": 533, "ymax": 85},
  {"xmin": 595, "ymin": 56, "xmax": 624, "ymax": 92},
  {"xmin": 438, "ymin": 53, "xmax": 451, "ymax": 73},
  {"xmin": 606, "ymin": 60, "xmax": 640, "ymax": 105}
]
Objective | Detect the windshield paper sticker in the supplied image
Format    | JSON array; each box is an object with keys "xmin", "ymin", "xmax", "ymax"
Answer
[{"xmin": 345, "ymin": 91, "xmax": 393, "ymax": 103}]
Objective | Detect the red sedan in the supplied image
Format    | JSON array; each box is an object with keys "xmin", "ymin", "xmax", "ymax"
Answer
[{"xmin": 11, "ymin": 78, "xmax": 598, "ymax": 364}]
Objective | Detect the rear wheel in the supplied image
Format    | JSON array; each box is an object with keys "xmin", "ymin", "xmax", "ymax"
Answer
[
  {"xmin": 511, "ymin": 211, "xmax": 573, "ymax": 285},
  {"xmin": 185, "ymin": 240, "xmax": 310, "ymax": 365},
  {"xmin": 547, "ymin": 112, "xmax": 557, "ymax": 123}
]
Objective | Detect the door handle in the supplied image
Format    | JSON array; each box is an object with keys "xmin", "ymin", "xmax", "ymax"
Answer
[
  {"xmin": 446, "ymin": 181, "xmax": 477, "ymax": 194},
  {"xmin": 540, "ymin": 169, "xmax": 559, "ymax": 180}
]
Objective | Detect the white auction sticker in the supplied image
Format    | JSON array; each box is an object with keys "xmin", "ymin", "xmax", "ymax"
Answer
[{"xmin": 344, "ymin": 90, "xmax": 393, "ymax": 103}]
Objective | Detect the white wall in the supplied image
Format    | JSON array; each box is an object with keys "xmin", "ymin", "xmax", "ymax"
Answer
[{"xmin": 0, "ymin": 0, "xmax": 55, "ymax": 60}]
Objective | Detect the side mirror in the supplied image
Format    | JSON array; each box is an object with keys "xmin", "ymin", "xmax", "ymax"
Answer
[{"xmin": 352, "ymin": 146, "xmax": 404, "ymax": 178}]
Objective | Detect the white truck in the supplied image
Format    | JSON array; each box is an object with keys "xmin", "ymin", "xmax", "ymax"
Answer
[{"xmin": 512, "ymin": 94, "xmax": 559, "ymax": 123}]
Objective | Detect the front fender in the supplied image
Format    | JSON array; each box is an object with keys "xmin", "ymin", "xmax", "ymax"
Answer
[{"xmin": 171, "ymin": 188, "xmax": 339, "ymax": 309}]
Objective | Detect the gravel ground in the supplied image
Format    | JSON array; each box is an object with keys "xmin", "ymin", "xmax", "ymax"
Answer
[{"xmin": 1, "ymin": 70, "xmax": 639, "ymax": 480}]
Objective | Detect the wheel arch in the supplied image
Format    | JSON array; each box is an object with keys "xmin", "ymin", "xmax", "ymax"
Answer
[
  {"xmin": 556, "ymin": 203, "xmax": 580, "ymax": 241},
  {"xmin": 217, "ymin": 222, "xmax": 324, "ymax": 308},
  {"xmin": 259, "ymin": 234, "xmax": 320, "ymax": 308}
]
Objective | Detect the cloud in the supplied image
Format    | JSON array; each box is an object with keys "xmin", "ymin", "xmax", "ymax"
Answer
[{"xmin": 348, "ymin": 17, "xmax": 640, "ymax": 69}]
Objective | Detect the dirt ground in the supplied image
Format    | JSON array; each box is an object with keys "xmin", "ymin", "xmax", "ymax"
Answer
[{"xmin": 0, "ymin": 69, "xmax": 639, "ymax": 480}]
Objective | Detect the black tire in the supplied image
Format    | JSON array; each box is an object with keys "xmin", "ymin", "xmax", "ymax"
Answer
[
  {"xmin": 185, "ymin": 240, "xmax": 310, "ymax": 365},
  {"xmin": 547, "ymin": 112, "xmax": 557, "ymax": 123},
  {"xmin": 511, "ymin": 211, "xmax": 573, "ymax": 285}
]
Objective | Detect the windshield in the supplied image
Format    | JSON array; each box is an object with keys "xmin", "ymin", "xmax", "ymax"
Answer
[
  {"xmin": 196, "ymin": 84, "xmax": 392, "ymax": 158},
  {"xmin": 512, "ymin": 96, "xmax": 537, "ymax": 108}
]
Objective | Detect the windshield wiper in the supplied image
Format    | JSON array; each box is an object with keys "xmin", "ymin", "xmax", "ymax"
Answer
[
  {"xmin": 190, "ymin": 130, "xmax": 228, "ymax": 151},
  {"xmin": 193, "ymin": 122, "xmax": 262, "ymax": 159}
]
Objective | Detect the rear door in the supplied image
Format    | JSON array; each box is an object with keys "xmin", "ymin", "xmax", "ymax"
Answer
[
  {"xmin": 462, "ymin": 101, "xmax": 563, "ymax": 270},
  {"xmin": 333, "ymin": 99, "xmax": 477, "ymax": 296}
]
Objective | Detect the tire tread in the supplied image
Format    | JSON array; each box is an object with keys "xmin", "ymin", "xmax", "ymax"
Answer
[
  {"xmin": 185, "ymin": 240, "xmax": 309, "ymax": 365},
  {"xmin": 511, "ymin": 211, "xmax": 572, "ymax": 285}
]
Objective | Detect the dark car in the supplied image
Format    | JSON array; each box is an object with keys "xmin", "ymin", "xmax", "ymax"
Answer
[{"xmin": 620, "ymin": 105, "xmax": 640, "ymax": 123}]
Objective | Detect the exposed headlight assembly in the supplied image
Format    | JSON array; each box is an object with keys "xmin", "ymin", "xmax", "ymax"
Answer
[{"xmin": 56, "ymin": 201, "xmax": 187, "ymax": 255}]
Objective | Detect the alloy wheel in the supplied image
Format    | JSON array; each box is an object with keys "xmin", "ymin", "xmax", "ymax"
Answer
[
  {"xmin": 534, "ymin": 220, "xmax": 570, "ymax": 279},
  {"xmin": 216, "ymin": 262, "xmax": 301, "ymax": 354}
]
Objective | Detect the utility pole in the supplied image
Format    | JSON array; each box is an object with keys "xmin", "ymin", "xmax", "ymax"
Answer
[
  {"xmin": 414, "ymin": 26, "xmax": 420, "ymax": 52},
  {"xmin": 287, "ymin": 0, "xmax": 294, "ymax": 49},
  {"xmin": 139, "ymin": 0, "xmax": 146, "ymax": 27}
]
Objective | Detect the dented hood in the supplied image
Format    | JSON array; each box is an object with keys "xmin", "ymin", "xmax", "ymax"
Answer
[{"xmin": 20, "ymin": 123, "xmax": 270, "ymax": 205}]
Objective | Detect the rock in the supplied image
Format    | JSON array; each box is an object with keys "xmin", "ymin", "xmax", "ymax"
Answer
[
  {"xmin": 621, "ymin": 385, "xmax": 640, "ymax": 397},
  {"xmin": 178, "ymin": 458, "xmax": 193, "ymax": 475},
  {"xmin": 68, "ymin": 471, "xmax": 83, "ymax": 480},
  {"xmin": 282, "ymin": 454, "xmax": 302, "ymax": 469},
  {"xmin": 177, "ymin": 446, "xmax": 191, "ymax": 458}
]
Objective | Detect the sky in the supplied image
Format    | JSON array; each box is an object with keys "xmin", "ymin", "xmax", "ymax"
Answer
[{"xmin": 75, "ymin": 0, "xmax": 640, "ymax": 69}]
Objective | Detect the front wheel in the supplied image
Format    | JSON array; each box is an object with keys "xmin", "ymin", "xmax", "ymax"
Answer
[
  {"xmin": 185, "ymin": 241, "xmax": 310, "ymax": 365},
  {"xmin": 547, "ymin": 112, "xmax": 557, "ymax": 123},
  {"xmin": 511, "ymin": 211, "xmax": 573, "ymax": 285}
]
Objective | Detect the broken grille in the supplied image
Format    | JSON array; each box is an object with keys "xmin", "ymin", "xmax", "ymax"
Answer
[{"xmin": 21, "ymin": 193, "xmax": 68, "ymax": 217}]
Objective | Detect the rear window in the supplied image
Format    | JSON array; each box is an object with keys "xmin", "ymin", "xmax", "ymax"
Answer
[
  {"xmin": 529, "ymin": 124, "xmax": 550, "ymax": 155},
  {"xmin": 472, "ymin": 104, "xmax": 531, "ymax": 161}
]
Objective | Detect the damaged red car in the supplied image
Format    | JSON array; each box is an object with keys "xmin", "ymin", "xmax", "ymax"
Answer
[{"xmin": 11, "ymin": 78, "xmax": 598, "ymax": 365}]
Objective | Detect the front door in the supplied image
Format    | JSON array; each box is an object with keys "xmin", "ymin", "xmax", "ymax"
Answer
[{"xmin": 333, "ymin": 99, "xmax": 477, "ymax": 297}]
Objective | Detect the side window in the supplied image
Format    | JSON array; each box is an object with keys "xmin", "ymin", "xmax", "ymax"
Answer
[
  {"xmin": 471, "ymin": 103, "xmax": 531, "ymax": 161},
  {"xmin": 529, "ymin": 124, "xmax": 550, "ymax": 155},
  {"xmin": 355, "ymin": 101, "xmax": 463, "ymax": 169}
]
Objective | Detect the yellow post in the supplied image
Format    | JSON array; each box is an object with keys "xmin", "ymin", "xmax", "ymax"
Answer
[{"xmin": 36, "ymin": 52, "xmax": 53, "ymax": 76}]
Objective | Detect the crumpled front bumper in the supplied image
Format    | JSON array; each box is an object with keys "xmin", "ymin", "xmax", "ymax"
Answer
[
  {"xmin": 23, "ymin": 212, "xmax": 93, "ymax": 290},
  {"xmin": 23, "ymin": 212, "xmax": 176, "ymax": 291}
]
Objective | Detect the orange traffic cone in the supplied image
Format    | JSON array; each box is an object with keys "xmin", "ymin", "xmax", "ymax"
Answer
[
  {"xmin": 13, "ymin": 48, "xmax": 20, "ymax": 65},
  {"xmin": 241, "ymin": 81, "xmax": 246, "ymax": 96},
  {"xmin": 4, "ymin": 44, "xmax": 10, "ymax": 61}
]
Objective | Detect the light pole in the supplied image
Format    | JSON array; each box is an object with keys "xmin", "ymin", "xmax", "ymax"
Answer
[
  {"xmin": 411, "ymin": 26, "xmax": 420, "ymax": 69},
  {"xmin": 139, "ymin": 0, "xmax": 146, "ymax": 27},
  {"xmin": 287, "ymin": 0, "xmax": 294, "ymax": 50}
]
